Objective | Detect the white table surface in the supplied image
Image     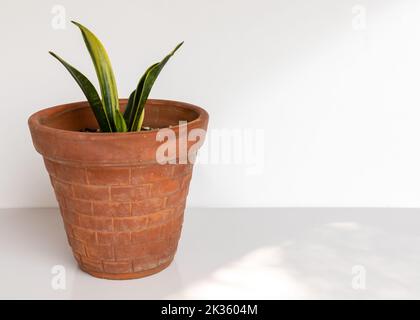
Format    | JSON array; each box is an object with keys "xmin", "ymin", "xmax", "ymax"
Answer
[{"xmin": 0, "ymin": 207, "xmax": 419, "ymax": 300}]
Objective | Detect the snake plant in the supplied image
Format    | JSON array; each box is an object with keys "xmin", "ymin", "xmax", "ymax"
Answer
[{"xmin": 49, "ymin": 21, "xmax": 183, "ymax": 132}]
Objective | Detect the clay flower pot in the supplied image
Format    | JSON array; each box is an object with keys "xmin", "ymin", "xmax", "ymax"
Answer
[{"xmin": 28, "ymin": 99, "xmax": 208, "ymax": 280}]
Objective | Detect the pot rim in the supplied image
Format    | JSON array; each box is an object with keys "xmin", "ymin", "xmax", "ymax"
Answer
[{"xmin": 28, "ymin": 98, "xmax": 209, "ymax": 140}]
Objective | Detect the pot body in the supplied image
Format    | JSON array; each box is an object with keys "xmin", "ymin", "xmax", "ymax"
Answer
[{"xmin": 28, "ymin": 99, "xmax": 208, "ymax": 279}]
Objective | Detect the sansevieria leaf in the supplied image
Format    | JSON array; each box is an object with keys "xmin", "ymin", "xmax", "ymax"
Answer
[
  {"xmin": 128, "ymin": 42, "xmax": 184, "ymax": 131},
  {"xmin": 71, "ymin": 21, "xmax": 120, "ymax": 131},
  {"xmin": 49, "ymin": 51, "xmax": 113, "ymax": 132},
  {"xmin": 114, "ymin": 109, "xmax": 127, "ymax": 132},
  {"xmin": 123, "ymin": 90, "xmax": 135, "ymax": 125},
  {"xmin": 50, "ymin": 21, "xmax": 184, "ymax": 132},
  {"xmin": 124, "ymin": 62, "xmax": 159, "ymax": 129}
]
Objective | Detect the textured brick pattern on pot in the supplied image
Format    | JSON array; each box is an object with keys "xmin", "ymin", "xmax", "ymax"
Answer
[
  {"xmin": 29, "ymin": 99, "xmax": 209, "ymax": 279},
  {"xmin": 46, "ymin": 158, "xmax": 193, "ymax": 278}
]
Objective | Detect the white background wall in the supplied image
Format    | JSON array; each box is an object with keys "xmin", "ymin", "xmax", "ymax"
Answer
[{"xmin": 1, "ymin": 0, "xmax": 420, "ymax": 208}]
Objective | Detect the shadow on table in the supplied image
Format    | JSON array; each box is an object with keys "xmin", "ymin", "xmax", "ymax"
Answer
[{"xmin": 170, "ymin": 208, "xmax": 420, "ymax": 299}]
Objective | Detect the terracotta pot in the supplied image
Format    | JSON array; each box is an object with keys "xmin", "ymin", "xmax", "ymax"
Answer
[{"xmin": 28, "ymin": 99, "xmax": 208, "ymax": 280}]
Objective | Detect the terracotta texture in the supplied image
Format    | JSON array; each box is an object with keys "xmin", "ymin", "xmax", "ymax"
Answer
[{"xmin": 28, "ymin": 99, "xmax": 208, "ymax": 280}]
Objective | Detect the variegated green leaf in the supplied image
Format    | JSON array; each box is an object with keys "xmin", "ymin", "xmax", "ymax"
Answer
[
  {"xmin": 114, "ymin": 109, "xmax": 127, "ymax": 132},
  {"xmin": 71, "ymin": 21, "xmax": 120, "ymax": 131},
  {"xmin": 49, "ymin": 51, "xmax": 112, "ymax": 132},
  {"xmin": 130, "ymin": 42, "xmax": 183, "ymax": 131},
  {"xmin": 123, "ymin": 90, "xmax": 136, "ymax": 126},
  {"xmin": 124, "ymin": 63, "xmax": 159, "ymax": 129}
]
